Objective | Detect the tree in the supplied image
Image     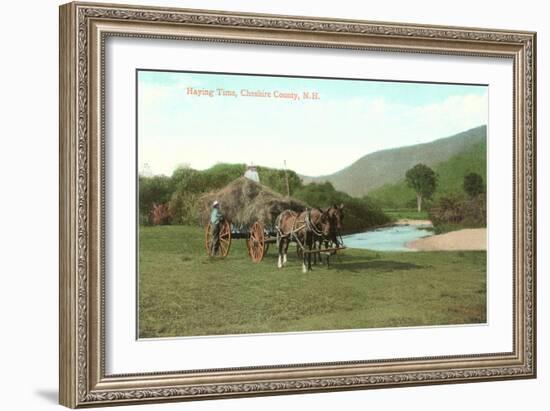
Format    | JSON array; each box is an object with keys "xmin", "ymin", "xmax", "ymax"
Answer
[
  {"xmin": 138, "ymin": 175, "xmax": 173, "ymax": 220},
  {"xmin": 405, "ymin": 164, "xmax": 437, "ymax": 212},
  {"xmin": 293, "ymin": 182, "xmax": 390, "ymax": 231},
  {"xmin": 463, "ymin": 172, "xmax": 485, "ymax": 198},
  {"xmin": 257, "ymin": 166, "xmax": 303, "ymax": 195}
]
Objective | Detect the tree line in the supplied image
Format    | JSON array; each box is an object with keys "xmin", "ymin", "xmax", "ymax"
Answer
[{"xmin": 139, "ymin": 163, "xmax": 389, "ymax": 232}]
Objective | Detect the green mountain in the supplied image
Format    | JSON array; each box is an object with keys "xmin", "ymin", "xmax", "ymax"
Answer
[
  {"xmin": 369, "ymin": 138, "xmax": 487, "ymax": 208},
  {"xmin": 302, "ymin": 125, "xmax": 487, "ymax": 198}
]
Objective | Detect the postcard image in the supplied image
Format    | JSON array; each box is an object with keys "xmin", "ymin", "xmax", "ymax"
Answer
[{"xmin": 137, "ymin": 69, "xmax": 488, "ymax": 339}]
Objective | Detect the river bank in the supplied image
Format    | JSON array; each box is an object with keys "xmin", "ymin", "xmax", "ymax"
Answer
[{"xmin": 407, "ymin": 228, "xmax": 487, "ymax": 251}]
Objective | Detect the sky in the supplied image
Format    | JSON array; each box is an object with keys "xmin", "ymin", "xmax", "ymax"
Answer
[{"xmin": 137, "ymin": 70, "xmax": 488, "ymax": 177}]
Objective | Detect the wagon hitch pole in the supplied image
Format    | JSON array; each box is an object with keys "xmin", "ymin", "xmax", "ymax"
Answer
[
  {"xmin": 302, "ymin": 246, "xmax": 345, "ymax": 269},
  {"xmin": 302, "ymin": 246, "xmax": 346, "ymax": 255}
]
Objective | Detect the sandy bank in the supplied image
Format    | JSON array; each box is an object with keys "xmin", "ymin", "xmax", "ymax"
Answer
[{"xmin": 407, "ymin": 228, "xmax": 487, "ymax": 251}]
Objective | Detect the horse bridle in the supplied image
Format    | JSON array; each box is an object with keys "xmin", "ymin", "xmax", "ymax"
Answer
[
  {"xmin": 325, "ymin": 207, "xmax": 344, "ymax": 247},
  {"xmin": 305, "ymin": 208, "xmax": 330, "ymax": 238}
]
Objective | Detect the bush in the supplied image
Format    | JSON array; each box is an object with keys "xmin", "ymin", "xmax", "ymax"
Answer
[
  {"xmin": 293, "ymin": 182, "xmax": 389, "ymax": 232},
  {"xmin": 169, "ymin": 190, "xmax": 200, "ymax": 225},
  {"xmin": 150, "ymin": 203, "xmax": 173, "ymax": 225},
  {"xmin": 139, "ymin": 175, "xmax": 173, "ymax": 224},
  {"xmin": 462, "ymin": 194, "xmax": 487, "ymax": 226},
  {"xmin": 257, "ymin": 167, "xmax": 303, "ymax": 196},
  {"xmin": 429, "ymin": 193, "xmax": 486, "ymax": 233}
]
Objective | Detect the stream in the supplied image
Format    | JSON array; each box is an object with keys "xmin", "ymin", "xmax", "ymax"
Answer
[{"xmin": 342, "ymin": 223, "xmax": 433, "ymax": 252}]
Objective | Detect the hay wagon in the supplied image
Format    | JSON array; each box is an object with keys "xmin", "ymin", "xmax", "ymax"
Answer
[
  {"xmin": 199, "ymin": 177, "xmax": 306, "ymax": 262},
  {"xmin": 204, "ymin": 219, "xmax": 277, "ymax": 262},
  {"xmin": 200, "ymin": 177, "xmax": 345, "ymax": 263}
]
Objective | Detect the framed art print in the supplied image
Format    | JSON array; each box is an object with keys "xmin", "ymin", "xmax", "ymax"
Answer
[{"xmin": 59, "ymin": 2, "xmax": 536, "ymax": 407}]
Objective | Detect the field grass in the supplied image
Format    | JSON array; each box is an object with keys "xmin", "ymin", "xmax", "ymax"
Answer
[{"xmin": 139, "ymin": 225, "xmax": 486, "ymax": 338}]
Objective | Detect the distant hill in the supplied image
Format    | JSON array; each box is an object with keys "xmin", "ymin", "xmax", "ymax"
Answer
[
  {"xmin": 369, "ymin": 139, "xmax": 487, "ymax": 208},
  {"xmin": 302, "ymin": 125, "xmax": 487, "ymax": 197}
]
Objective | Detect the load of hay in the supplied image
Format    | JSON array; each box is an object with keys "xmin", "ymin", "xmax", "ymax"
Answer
[{"xmin": 198, "ymin": 177, "xmax": 306, "ymax": 227}]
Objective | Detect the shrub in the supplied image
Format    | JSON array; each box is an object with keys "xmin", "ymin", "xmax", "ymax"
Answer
[
  {"xmin": 169, "ymin": 190, "xmax": 201, "ymax": 226},
  {"xmin": 429, "ymin": 193, "xmax": 486, "ymax": 233},
  {"xmin": 139, "ymin": 175, "xmax": 173, "ymax": 219},
  {"xmin": 150, "ymin": 203, "xmax": 173, "ymax": 225},
  {"xmin": 293, "ymin": 182, "xmax": 390, "ymax": 232}
]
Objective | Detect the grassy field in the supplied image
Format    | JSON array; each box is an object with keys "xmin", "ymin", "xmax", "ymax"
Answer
[{"xmin": 139, "ymin": 225, "xmax": 486, "ymax": 338}]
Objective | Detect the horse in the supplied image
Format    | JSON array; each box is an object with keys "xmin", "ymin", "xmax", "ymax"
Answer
[
  {"xmin": 275, "ymin": 209, "xmax": 298, "ymax": 268},
  {"xmin": 275, "ymin": 208, "xmax": 332, "ymax": 273},
  {"xmin": 326, "ymin": 203, "xmax": 345, "ymax": 246},
  {"xmin": 311, "ymin": 204, "xmax": 345, "ymax": 266}
]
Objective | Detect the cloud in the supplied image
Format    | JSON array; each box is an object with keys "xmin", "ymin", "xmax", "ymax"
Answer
[{"xmin": 138, "ymin": 84, "xmax": 488, "ymax": 176}]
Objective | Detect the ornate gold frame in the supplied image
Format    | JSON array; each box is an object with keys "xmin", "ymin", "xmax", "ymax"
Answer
[{"xmin": 59, "ymin": 2, "xmax": 536, "ymax": 408}]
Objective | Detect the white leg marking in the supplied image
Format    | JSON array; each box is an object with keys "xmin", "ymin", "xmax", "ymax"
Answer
[
  {"xmin": 283, "ymin": 253, "xmax": 288, "ymax": 265},
  {"xmin": 302, "ymin": 262, "xmax": 307, "ymax": 273},
  {"xmin": 278, "ymin": 255, "xmax": 283, "ymax": 269}
]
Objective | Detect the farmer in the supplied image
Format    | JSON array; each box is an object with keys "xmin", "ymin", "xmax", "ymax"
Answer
[{"xmin": 210, "ymin": 200, "xmax": 224, "ymax": 255}]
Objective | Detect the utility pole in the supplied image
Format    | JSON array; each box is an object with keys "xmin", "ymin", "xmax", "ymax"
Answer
[{"xmin": 283, "ymin": 160, "xmax": 290, "ymax": 198}]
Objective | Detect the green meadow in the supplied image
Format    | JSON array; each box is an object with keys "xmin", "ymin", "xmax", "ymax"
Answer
[{"xmin": 138, "ymin": 225, "xmax": 486, "ymax": 338}]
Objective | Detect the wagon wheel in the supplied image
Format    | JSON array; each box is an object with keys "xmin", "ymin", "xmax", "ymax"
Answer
[
  {"xmin": 247, "ymin": 236, "xmax": 269, "ymax": 258},
  {"xmin": 247, "ymin": 221, "xmax": 265, "ymax": 262},
  {"xmin": 204, "ymin": 220, "xmax": 231, "ymax": 257}
]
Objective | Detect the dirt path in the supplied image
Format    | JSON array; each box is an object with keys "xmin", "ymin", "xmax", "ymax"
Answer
[{"xmin": 407, "ymin": 228, "xmax": 487, "ymax": 251}]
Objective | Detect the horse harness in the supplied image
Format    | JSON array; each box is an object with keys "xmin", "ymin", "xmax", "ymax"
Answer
[{"xmin": 276, "ymin": 208, "xmax": 328, "ymax": 251}]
